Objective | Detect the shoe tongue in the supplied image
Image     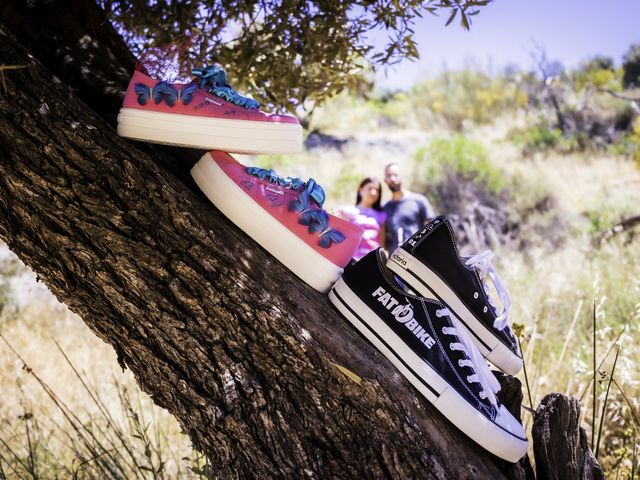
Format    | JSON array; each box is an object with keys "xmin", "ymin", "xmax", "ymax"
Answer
[{"xmin": 463, "ymin": 255, "xmax": 501, "ymax": 317}]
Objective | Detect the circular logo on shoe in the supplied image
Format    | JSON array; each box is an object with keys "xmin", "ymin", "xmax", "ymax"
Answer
[{"xmin": 392, "ymin": 303, "xmax": 414, "ymax": 323}]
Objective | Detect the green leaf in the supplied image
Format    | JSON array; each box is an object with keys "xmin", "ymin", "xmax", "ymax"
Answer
[
  {"xmin": 461, "ymin": 12, "xmax": 470, "ymax": 29},
  {"xmin": 445, "ymin": 8, "xmax": 458, "ymax": 26},
  {"xmin": 104, "ymin": 0, "xmax": 491, "ymax": 109}
]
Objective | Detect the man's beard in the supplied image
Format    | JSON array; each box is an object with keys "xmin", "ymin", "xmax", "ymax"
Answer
[{"xmin": 388, "ymin": 183, "xmax": 401, "ymax": 192}]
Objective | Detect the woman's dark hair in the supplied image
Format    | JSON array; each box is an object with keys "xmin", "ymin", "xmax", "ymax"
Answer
[{"xmin": 355, "ymin": 177, "xmax": 382, "ymax": 211}]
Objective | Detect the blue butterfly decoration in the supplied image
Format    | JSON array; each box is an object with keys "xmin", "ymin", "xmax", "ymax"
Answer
[
  {"xmin": 180, "ymin": 83, "xmax": 198, "ymax": 106},
  {"xmin": 307, "ymin": 210, "xmax": 346, "ymax": 249},
  {"xmin": 135, "ymin": 81, "xmax": 197, "ymax": 107},
  {"xmin": 246, "ymin": 167, "xmax": 344, "ymax": 249},
  {"xmin": 153, "ymin": 81, "xmax": 179, "ymax": 106},
  {"xmin": 288, "ymin": 190, "xmax": 318, "ymax": 226},
  {"xmin": 134, "ymin": 83, "xmax": 154, "ymax": 105}
]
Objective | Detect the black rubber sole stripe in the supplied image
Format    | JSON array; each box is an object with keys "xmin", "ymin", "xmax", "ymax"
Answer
[
  {"xmin": 331, "ymin": 287, "xmax": 440, "ymax": 398},
  {"xmin": 400, "ymin": 265, "xmax": 492, "ymax": 351}
]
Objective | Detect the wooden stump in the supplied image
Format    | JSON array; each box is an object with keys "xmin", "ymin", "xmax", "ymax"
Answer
[{"xmin": 533, "ymin": 393, "xmax": 604, "ymax": 480}]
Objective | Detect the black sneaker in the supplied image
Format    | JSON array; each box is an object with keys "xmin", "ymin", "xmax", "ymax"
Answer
[
  {"xmin": 386, "ymin": 216, "xmax": 523, "ymax": 375},
  {"xmin": 328, "ymin": 249, "xmax": 528, "ymax": 462}
]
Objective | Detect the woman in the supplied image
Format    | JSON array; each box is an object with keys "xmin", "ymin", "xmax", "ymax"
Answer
[{"xmin": 340, "ymin": 177, "xmax": 387, "ymax": 260}]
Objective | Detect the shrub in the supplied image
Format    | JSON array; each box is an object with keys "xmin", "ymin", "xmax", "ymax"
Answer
[
  {"xmin": 414, "ymin": 135, "xmax": 505, "ymax": 195},
  {"xmin": 416, "ymin": 135, "xmax": 506, "ymax": 194},
  {"xmin": 411, "ymin": 135, "xmax": 514, "ymax": 251},
  {"xmin": 409, "ymin": 69, "xmax": 529, "ymax": 130},
  {"xmin": 581, "ymin": 56, "xmax": 615, "ymax": 72},
  {"xmin": 508, "ymin": 123, "xmax": 584, "ymax": 156},
  {"xmin": 572, "ymin": 64, "xmax": 622, "ymax": 92},
  {"xmin": 622, "ymin": 43, "xmax": 640, "ymax": 88},
  {"xmin": 610, "ymin": 117, "xmax": 640, "ymax": 165},
  {"xmin": 524, "ymin": 124, "xmax": 562, "ymax": 151}
]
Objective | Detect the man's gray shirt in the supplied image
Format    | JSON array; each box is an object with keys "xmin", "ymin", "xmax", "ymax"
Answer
[{"xmin": 383, "ymin": 192, "xmax": 435, "ymax": 253}]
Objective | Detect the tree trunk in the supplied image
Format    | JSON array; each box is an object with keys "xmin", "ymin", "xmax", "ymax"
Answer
[{"xmin": 0, "ymin": 2, "xmax": 597, "ymax": 478}]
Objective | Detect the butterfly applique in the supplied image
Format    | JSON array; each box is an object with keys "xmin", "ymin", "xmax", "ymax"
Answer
[
  {"xmin": 180, "ymin": 83, "xmax": 198, "ymax": 106},
  {"xmin": 246, "ymin": 168, "xmax": 344, "ymax": 249},
  {"xmin": 288, "ymin": 189, "xmax": 318, "ymax": 226},
  {"xmin": 307, "ymin": 210, "xmax": 346, "ymax": 249},
  {"xmin": 135, "ymin": 81, "xmax": 197, "ymax": 107}
]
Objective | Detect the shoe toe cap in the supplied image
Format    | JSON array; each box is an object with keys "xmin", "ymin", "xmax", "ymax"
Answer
[{"xmin": 494, "ymin": 404, "xmax": 527, "ymax": 441}]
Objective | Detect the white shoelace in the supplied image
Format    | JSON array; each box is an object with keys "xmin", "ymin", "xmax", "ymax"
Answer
[
  {"xmin": 437, "ymin": 307, "xmax": 501, "ymax": 406},
  {"xmin": 464, "ymin": 250, "xmax": 511, "ymax": 331}
]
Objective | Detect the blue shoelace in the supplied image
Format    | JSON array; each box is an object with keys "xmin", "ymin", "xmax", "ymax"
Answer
[
  {"xmin": 192, "ymin": 66, "xmax": 259, "ymax": 109},
  {"xmin": 246, "ymin": 167, "xmax": 345, "ymax": 248}
]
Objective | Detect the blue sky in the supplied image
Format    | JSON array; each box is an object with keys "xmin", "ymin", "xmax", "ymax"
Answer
[{"xmin": 373, "ymin": 0, "xmax": 640, "ymax": 89}]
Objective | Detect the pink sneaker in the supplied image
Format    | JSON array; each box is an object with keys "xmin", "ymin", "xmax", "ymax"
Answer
[
  {"xmin": 117, "ymin": 66, "xmax": 302, "ymax": 154},
  {"xmin": 191, "ymin": 151, "xmax": 363, "ymax": 292}
]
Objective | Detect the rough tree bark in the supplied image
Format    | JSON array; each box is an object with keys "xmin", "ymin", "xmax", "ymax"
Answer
[
  {"xmin": 0, "ymin": 2, "xmax": 600, "ymax": 478},
  {"xmin": 533, "ymin": 395, "xmax": 604, "ymax": 480}
]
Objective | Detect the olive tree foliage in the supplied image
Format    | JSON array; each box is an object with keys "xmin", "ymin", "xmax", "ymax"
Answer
[{"xmin": 99, "ymin": 0, "xmax": 490, "ymax": 113}]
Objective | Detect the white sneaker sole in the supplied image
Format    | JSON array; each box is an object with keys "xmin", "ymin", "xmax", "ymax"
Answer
[
  {"xmin": 387, "ymin": 248, "xmax": 523, "ymax": 376},
  {"xmin": 328, "ymin": 278, "xmax": 528, "ymax": 462},
  {"xmin": 191, "ymin": 152, "xmax": 342, "ymax": 293},
  {"xmin": 117, "ymin": 108, "xmax": 302, "ymax": 154}
]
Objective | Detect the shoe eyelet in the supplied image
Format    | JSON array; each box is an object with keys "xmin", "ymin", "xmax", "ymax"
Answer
[
  {"xmin": 483, "ymin": 306, "xmax": 488, "ymax": 313},
  {"xmin": 474, "ymin": 292, "xmax": 479, "ymax": 299},
  {"xmin": 458, "ymin": 360, "xmax": 464, "ymax": 367},
  {"xmin": 449, "ymin": 344, "xmax": 455, "ymax": 351}
]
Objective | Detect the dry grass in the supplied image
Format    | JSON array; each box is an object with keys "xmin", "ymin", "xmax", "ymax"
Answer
[{"xmin": 0, "ymin": 258, "xmax": 202, "ymax": 478}]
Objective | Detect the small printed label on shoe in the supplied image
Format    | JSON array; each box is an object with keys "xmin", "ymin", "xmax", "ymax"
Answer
[
  {"xmin": 265, "ymin": 192, "xmax": 285, "ymax": 207},
  {"xmin": 372, "ymin": 287, "xmax": 435, "ymax": 349},
  {"xmin": 204, "ymin": 97, "xmax": 223, "ymax": 106},
  {"xmin": 240, "ymin": 179, "xmax": 254, "ymax": 191},
  {"xmin": 265, "ymin": 185, "xmax": 285, "ymax": 195},
  {"xmin": 194, "ymin": 97, "xmax": 223, "ymax": 111},
  {"xmin": 391, "ymin": 252, "xmax": 407, "ymax": 266}
]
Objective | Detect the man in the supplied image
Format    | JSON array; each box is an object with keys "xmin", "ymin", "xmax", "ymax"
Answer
[{"xmin": 382, "ymin": 163, "xmax": 435, "ymax": 254}]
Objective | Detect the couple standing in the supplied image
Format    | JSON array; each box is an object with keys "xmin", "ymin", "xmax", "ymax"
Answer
[{"xmin": 340, "ymin": 163, "xmax": 435, "ymax": 260}]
